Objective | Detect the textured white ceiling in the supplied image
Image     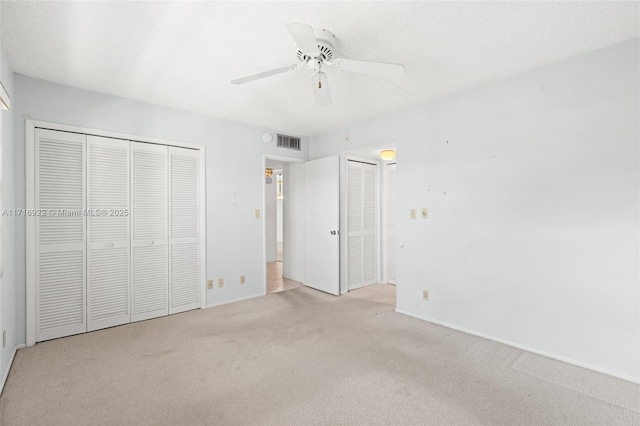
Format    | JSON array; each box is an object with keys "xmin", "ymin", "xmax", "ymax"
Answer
[{"xmin": 1, "ymin": 1, "xmax": 638, "ymax": 136}]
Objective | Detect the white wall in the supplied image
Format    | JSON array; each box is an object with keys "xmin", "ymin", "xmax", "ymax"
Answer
[
  {"xmin": 310, "ymin": 38, "xmax": 640, "ymax": 381},
  {"xmin": 276, "ymin": 198, "xmax": 283, "ymax": 244},
  {"xmin": 0, "ymin": 47, "xmax": 17, "ymax": 388},
  {"xmin": 12, "ymin": 75, "xmax": 308, "ymax": 342},
  {"xmin": 283, "ymin": 162, "xmax": 305, "ymax": 283}
]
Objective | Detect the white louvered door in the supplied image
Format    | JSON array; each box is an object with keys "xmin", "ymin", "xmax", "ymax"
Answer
[
  {"xmin": 35, "ymin": 129, "xmax": 87, "ymax": 341},
  {"xmin": 131, "ymin": 142, "xmax": 169, "ymax": 322},
  {"xmin": 387, "ymin": 163, "xmax": 397, "ymax": 284},
  {"xmin": 346, "ymin": 160, "xmax": 379, "ymax": 291},
  {"xmin": 347, "ymin": 161, "xmax": 363, "ymax": 288},
  {"xmin": 87, "ymin": 136, "xmax": 131, "ymax": 331},
  {"xmin": 168, "ymin": 147, "xmax": 200, "ymax": 314}
]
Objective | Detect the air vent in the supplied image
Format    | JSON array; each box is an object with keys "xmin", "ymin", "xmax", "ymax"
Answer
[{"xmin": 277, "ymin": 134, "xmax": 301, "ymax": 151}]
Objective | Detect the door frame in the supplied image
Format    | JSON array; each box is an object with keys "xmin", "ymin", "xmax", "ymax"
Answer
[
  {"xmin": 383, "ymin": 161, "xmax": 397, "ymax": 284},
  {"xmin": 26, "ymin": 119, "xmax": 206, "ymax": 346},
  {"xmin": 262, "ymin": 154, "xmax": 304, "ymax": 295}
]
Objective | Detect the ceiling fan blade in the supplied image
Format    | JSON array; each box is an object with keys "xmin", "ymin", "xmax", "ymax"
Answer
[
  {"xmin": 231, "ymin": 65, "xmax": 296, "ymax": 85},
  {"xmin": 333, "ymin": 58, "xmax": 405, "ymax": 79},
  {"xmin": 286, "ymin": 22, "xmax": 320, "ymax": 57},
  {"xmin": 311, "ymin": 73, "xmax": 332, "ymax": 107}
]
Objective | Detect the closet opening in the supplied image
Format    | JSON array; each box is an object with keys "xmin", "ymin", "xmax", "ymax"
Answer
[{"xmin": 25, "ymin": 120, "xmax": 206, "ymax": 346}]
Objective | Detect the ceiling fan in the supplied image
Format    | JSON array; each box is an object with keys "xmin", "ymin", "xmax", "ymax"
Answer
[{"xmin": 231, "ymin": 23, "xmax": 405, "ymax": 107}]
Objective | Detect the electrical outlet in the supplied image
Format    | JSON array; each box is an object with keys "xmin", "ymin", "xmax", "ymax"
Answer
[
  {"xmin": 240, "ymin": 275, "xmax": 245, "ymax": 284},
  {"xmin": 422, "ymin": 290, "xmax": 429, "ymax": 301},
  {"xmin": 410, "ymin": 209, "xmax": 417, "ymax": 219},
  {"xmin": 218, "ymin": 278, "xmax": 224, "ymax": 288},
  {"xmin": 422, "ymin": 208, "xmax": 428, "ymax": 219},
  {"xmin": 254, "ymin": 209, "xmax": 261, "ymax": 219},
  {"xmin": 2, "ymin": 330, "xmax": 5, "ymax": 348},
  {"xmin": 207, "ymin": 280, "xmax": 213, "ymax": 290}
]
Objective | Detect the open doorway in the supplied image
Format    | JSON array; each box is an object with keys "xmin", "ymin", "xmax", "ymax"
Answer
[{"xmin": 264, "ymin": 157, "xmax": 303, "ymax": 294}]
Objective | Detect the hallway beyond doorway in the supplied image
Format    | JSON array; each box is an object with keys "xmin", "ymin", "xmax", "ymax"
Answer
[{"xmin": 267, "ymin": 261, "xmax": 302, "ymax": 294}]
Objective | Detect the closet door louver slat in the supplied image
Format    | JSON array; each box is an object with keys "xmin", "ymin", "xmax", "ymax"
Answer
[
  {"xmin": 35, "ymin": 129, "xmax": 87, "ymax": 341},
  {"xmin": 168, "ymin": 147, "xmax": 200, "ymax": 314},
  {"xmin": 131, "ymin": 142, "xmax": 168, "ymax": 322},
  {"xmin": 347, "ymin": 162, "xmax": 363, "ymax": 287},
  {"xmin": 87, "ymin": 136, "xmax": 131, "ymax": 331}
]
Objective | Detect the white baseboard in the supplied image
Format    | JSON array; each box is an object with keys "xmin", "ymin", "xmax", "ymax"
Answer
[
  {"xmin": 395, "ymin": 309, "xmax": 639, "ymax": 384},
  {"xmin": 0, "ymin": 343, "xmax": 26, "ymax": 395},
  {"xmin": 204, "ymin": 293, "xmax": 263, "ymax": 309}
]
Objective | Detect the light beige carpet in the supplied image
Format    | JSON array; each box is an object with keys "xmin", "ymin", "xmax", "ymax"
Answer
[{"xmin": 1, "ymin": 284, "xmax": 638, "ymax": 425}]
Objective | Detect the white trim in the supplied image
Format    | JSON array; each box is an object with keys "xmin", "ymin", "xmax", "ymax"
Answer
[
  {"xmin": 26, "ymin": 119, "xmax": 202, "ymax": 150},
  {"xmin": 384, "ymin": 162, "xmax": 397, "ymax": 285},
  {"xmin": 205, "ymin": 293, "xmax": 264, "ymax": 309},
  {"xmin": 25, "ymin": 121, "xmax": 36, "ymax": 346},
  {"xmin": 0, "ymin": 344, "xmax": 26, "ymax": 395},
  {"xmin": 265, "ymin": 154, "xmax": 304, "ymax": 163},
  {"xmin": 25, "ymin": 119, "xmax": 206, "ymax": 345},
  {"xmin": 199, "ymin": 146, "xmax": 207, "ymax": 309},
  {"xmin": 262, "ymin": 155, "xmax": 267, "ymax": 296},
  {"xmin": 395, "ymin": 308, "xmax": 640, "ymax": 384}
]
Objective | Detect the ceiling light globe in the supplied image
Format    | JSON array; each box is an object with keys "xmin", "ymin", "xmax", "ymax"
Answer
[{"xmin": 380, "ymin": 150, "xmax": 396, "ymax": 161}]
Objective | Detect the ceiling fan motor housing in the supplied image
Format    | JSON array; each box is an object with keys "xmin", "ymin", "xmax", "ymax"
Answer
[{"xmin": 296, "ymin": 27, "xmax": 336, "ymax": 62}]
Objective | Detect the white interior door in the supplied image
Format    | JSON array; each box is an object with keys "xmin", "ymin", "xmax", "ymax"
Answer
[
  {"xmin": 168, "ymin": 146, "xmax": 200, "ymax": 314},
  {"xmin": 87, "ymin": 136, "xmax": 131, "ymax": 331},
  {"xmin": 35, "ymin": 129, "xmax": 87, "ymax": 342},
  {"xmin": 387, "ymin": 163, "xmax": 397, "ymax": 284},
  {"xmin": 131, "ymin": 142, "xmax": 168, "ymax": 322},
  {"xmin": 304, "ymin": 156, "xmax": 340, "ymax": 295}
]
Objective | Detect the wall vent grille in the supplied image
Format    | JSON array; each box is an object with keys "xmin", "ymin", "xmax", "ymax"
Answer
[{"xmin": 277, "ymin": 134, "xmax": 301, "ymax": 151}]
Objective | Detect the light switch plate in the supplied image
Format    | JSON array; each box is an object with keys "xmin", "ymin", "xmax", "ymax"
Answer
[
  {"xmin": 218, "ymin": 278, "xmax": 224, "ymax": 288},
  {"xmin": 240, "ymin": 275, "xmax": 246, "ymax": 284},
  {"xmin": 255, "ymin": 209, "xmax": 260, "ymax": 219},
  {"xmin": 422, "ymin": 290, "xmax": 429, "ymax": 301},
  {"xmin": 422, "ymin": 208, "xmax": 428, "ymax": 219},
  {"xmin": 410, "ymin": 209, "xmax": 417, "ymax": 219},
  {"xmin": 207, "ymin": 280, "xmax": 214, "ymax": 290}
]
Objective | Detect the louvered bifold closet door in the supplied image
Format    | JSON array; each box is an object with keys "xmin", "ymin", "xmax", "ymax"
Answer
[
  {"xmin": 131, "ymin": 142, "xmax": 168, "ymax": 322},
  {"xmin": 387, "ymin": 163, "xmax": 397, "ymax": 284},
  {"xmin": 347, "ymin": 161, "xmax": 363, "ymax": 288},
  {"xmin": 35, "ymin": 129, "xmax": 87, "ymax": 342},
  {"xmin": 87, "ymin": 136, "xmax": 131, "ymax": 331},
  {"xmin": 346, "ymin": 160, "xmax": 378, "ymax": 290},
  {"xmin": 362, "ymin": 163, "xmax": 378, "ymax": 285},
  {"xmin": 168, "ymin": 147, "xmax": 200, "ymax": 314}
]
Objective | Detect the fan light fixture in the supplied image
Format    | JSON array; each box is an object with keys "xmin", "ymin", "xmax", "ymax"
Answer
[
  {"xmin": 380, "ymin": 150, "xmax": 396, "ymax": 161},
  {"xmin": 230, "ymin": 22, "xmax": 405, "ymax": 107},
  {"xmin": 265, "ymin": 168, "xmax": 274, "ymax": 178}
]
